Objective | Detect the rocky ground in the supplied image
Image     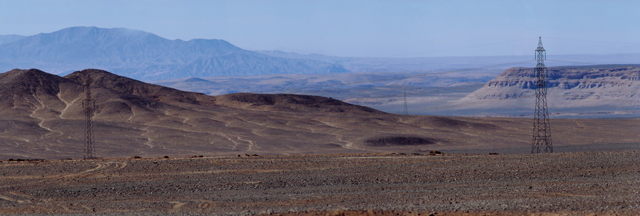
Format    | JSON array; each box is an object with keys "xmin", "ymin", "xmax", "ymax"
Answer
[{"xmin": 0, "ymin": 151, "xmax": 638, "ymax": 215}]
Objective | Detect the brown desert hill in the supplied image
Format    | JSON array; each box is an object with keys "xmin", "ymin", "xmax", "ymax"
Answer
[
  {"xmin": 215, "ymin": 93, "xmax": 382, "ymax": 114},
  {"xmin": 0, "ymin": 69, "xmax": 80, "ymax": 120},
  {"xmin": 64, "ymin": 69, "xmax": 217, "ymax": 108},
  {"xmin": 0, "ymin": 68, "xmax": 638, "ymax": 159}
]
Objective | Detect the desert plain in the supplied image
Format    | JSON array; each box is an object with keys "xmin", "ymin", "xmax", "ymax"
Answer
[
  {"xmin": 0, "ymin": 68, "xmax": 638, "ymax": 215},
  {"xmin": 0, "ymin": 151, "xmax": 638, "ymax": 215}
]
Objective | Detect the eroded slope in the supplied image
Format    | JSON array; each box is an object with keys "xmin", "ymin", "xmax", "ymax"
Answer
[{"xmin": 0, "ymin": 69, "xmax": 637, "ymax": 159}]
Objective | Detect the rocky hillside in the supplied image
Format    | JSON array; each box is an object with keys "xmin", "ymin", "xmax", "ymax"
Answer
[
  {"xmin": 459, "ymin": 65, "xmax": 640, "ymax": 110},
  {"xmin": 0, "ymin": 68, "xmax": 637, "ymax": 159}
]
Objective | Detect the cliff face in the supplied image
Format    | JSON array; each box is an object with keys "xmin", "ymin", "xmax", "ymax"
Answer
[{"xmin": 460, "ymin": 65, "xmax": 640, "ymax": 109}]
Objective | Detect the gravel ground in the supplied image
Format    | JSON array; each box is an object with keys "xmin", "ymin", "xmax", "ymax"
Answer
[{"xmin": 0, "ymin": 151, "xmax": 638, "ymax": 215}]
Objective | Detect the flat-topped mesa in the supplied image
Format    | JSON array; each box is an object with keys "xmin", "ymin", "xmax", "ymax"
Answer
[
  {"xmin": 488, "ymin": 65, "xmax": 639, "ymax": 88},
  {"xmin": 466, "ymin": 65, "xmax": 640, "ymax": 102}
]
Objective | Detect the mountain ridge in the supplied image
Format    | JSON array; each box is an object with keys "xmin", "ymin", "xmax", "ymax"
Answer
[
  {"xmin": 0, "ymin": 34, "xmax": 26, "ymax": 45},
  {"xmin": 4, "ymin": 27, "xmax": 640, "ymax": 83},
  {"xmin": 0, "ymin": 27, "xmax": 349, "ymax": 80}
]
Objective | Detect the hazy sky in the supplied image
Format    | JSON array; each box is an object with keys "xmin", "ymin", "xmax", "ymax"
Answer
[{"xmin": 1, "ymin": 0, "xmax": 639, "ymax": 57}]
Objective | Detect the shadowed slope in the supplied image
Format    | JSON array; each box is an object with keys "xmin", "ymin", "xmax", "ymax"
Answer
[
  {"xmin": 65, "ymin": 69, "xmax": 217, "ymax": 108},
  {"xmin": 0, "ymin": 69, "xmax": 81, "ymax": 120},
  {"xmin": 215, "ymin": 93, "xmax": 382, "ymax": 114}
]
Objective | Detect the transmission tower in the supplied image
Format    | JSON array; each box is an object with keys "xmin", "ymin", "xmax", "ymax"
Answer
[
  {"xmin": 531, "ymin": 37, "xmax": 552, "ymax": 153},
  {"xmin": 402, "ymin": 88, "xmax": 409, "ymax": 115},
  {"xmin": 83, "ymin": 79, "xmax": 96, "ymax": 159}
]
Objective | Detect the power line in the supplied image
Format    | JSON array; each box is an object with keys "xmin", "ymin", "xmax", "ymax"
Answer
[
  {"xmin": 410, "ymin": 98, "xmax": 534, "ymax": 113},
  {"xmin": 546, "ymin": 59, "xmax": 604, "ymax": 65},
  {"xmin": 390, "ymin": 39, "xmax": 531, "ymax": 58},
  {"xmin": 545, "ymin": 37, "xmax": 640, "ymax": 45},
  {"xmin": 292, "ymin": 58, "xmax": 628, "ymax": 102},
  {"xmin": 347, "ymin": 84, "xmax": 483, "ymax": 102},
  {"xmin": 379, "ymin": 36, "xmax": 636, "ymax": 59},
  {"xmin": 258, "ymin": 59, "xmax": 534, "ymax": 94},
  {"xmin": 406, "ymin": 94, "xmax": 639, "ymax": 113},
  {"xmin": 532, "ymin": 37, "xmax": 552, "ymax": 153},
  {"xmin": 83, "ymin": 79, "xmax": 96, "ymax": 159},
  {"xmin": 402, "ymin": 88, "xmax": 408, "ymax": 115},
  {"xmin": 252, "ymin": 37, "xmax": 637, "ymax": 117},
  {"xmin": 256, "ymin": 36, "xmax": 636, "ymax": 94}
]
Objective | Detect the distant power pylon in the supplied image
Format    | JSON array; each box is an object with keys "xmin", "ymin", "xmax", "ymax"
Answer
[
  {"xmin": 532, "ymin": 37, "xmax": 552, "ymax": 153},
  {"xmin": 83, "ymin": 79, "xmax": 96, "ymax": 159},
  {"xmin": 402, "ymin": 88, "xmax": 409, "ymax": 115}
]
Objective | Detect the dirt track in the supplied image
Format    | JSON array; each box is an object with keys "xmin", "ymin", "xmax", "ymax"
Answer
[{"xmin": 0, "ymin": 151, "xmax": 638, "ymax": 215}]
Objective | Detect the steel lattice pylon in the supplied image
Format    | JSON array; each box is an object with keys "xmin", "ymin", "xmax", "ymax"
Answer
[
  {"xmin": 402, "ymin": 88, "xmax": 408, "ymax": 115},
  {"xmin": 532, "ymin": 37, "xmax": 552, "ymax": 153},
  {"xmin": 83, "ymin": 79, "xmax": 96, "ymax": 159}
]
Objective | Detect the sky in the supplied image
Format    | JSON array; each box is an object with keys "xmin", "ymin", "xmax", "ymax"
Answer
[{"xmin": 1, "ymin": 0, "xmax": 639, "ymax": 58}]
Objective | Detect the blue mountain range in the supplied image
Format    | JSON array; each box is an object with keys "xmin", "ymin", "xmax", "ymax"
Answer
[{"xmin": 0, "ymin": 27, "xmax": 348, "ymax": 81}]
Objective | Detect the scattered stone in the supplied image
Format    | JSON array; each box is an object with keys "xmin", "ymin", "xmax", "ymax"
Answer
[
  {"xmin": 429, "ymin": 150, "xmax": 442, "ymax": 155},
  {"xmin": 0, "ymin": 151, "xmax": 636, "ymax": 215}
]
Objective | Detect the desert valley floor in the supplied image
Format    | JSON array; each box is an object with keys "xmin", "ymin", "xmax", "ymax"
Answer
[{"xmin": 0, "ymin": 151, "xmax": 638, "ymax": 215}]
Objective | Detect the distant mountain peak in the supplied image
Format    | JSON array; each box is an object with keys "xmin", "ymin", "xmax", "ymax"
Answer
[
  {"xmin": 31, "ymin": 26, "xmax": 155, "ymax": 44},
  {"xmin": 183, "ymin": 77, "xmax": 212, "ymax": 82},
  {"xmin": 0, "ymin": 27, "xmax": 349, "ymax": 80},
  {"xmin": 56, "ymin": 26, "xmax": 150, "ymax": 36}
]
